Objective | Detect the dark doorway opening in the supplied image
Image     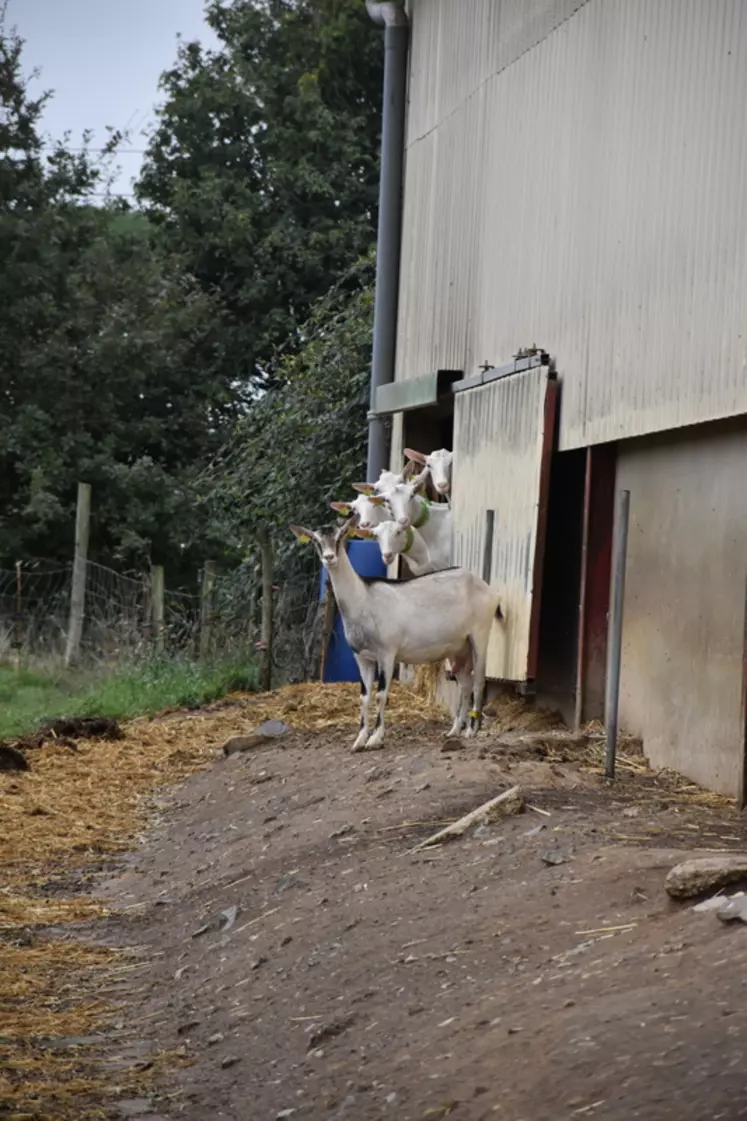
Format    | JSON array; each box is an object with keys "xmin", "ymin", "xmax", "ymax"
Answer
[
  {"xmin": 401, "ymin": 401, "xmax": 453, "ymax": 477},
  {"xmin": 535, "ymin": 446, "xmax": 587, "ymax": 722}
]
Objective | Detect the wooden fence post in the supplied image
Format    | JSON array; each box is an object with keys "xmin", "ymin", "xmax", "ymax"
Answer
[
  {"xmin": 11, "ymin": 561, "xmax": 23, "ymax": 671},
  {"xmin": 318, "ymin": 585, "xmax": 336, "ymax": 682},
  {"xmin": 199, "ymin": 560, "xmax": 217, "ymax": 660},
  {"xmin": 259, "ymin": 530, "xmax": 273, "ymax": 692},
  {"xmin": 64, "ymin": 482, "xmax": 92, "ymax": 667},
  {"xmin": 150, "ymin": 565, "xmax": 165, "ymax": 654}
]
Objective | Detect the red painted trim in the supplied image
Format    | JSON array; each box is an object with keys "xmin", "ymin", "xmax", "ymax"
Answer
[{"xmin": 575, "ymin": 443, "xmax": 616, "ymax": 725}]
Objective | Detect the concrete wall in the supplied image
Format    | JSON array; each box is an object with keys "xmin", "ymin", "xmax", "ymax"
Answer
[{"xmin": 618, "ymin": 421, "xmax": 747, "ymax": 797}]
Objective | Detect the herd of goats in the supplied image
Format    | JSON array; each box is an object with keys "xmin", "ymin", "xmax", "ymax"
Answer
[{"xmin": 290, "ymin": 447, "xmax": 504, "ymax": 750}]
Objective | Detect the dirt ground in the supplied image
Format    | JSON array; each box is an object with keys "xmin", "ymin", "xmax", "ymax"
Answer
[{"xmin": 66, "ymin": 700, "xmax": 747, "ymax": 1121}]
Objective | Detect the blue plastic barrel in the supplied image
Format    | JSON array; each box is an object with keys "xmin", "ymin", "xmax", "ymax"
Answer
[{"xmin": 319, "ymin": 539, "xmax": 387, "ymax": 682}]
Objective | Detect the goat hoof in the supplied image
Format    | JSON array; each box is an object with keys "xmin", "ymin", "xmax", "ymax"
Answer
[
  {"xmin": 351, "ymin": 733, "xmax": 369, "ymax": 752},
  {"xmin": 367, "ymin": 728, "xmax": 384, "ymax": 749}
]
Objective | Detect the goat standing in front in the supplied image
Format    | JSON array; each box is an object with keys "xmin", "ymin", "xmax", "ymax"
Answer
[{"xmin": 290, "ymin": 517, "xmax": 502, "ymax": 751}]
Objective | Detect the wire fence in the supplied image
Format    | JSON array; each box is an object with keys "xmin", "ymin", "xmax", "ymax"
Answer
[{"xmin": 0, "ymin": 558, "xmax": 322, "ymax": 683}]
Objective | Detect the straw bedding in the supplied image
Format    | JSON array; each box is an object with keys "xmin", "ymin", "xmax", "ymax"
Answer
[
  {"xmin": 0, "ymin": 681, "xmax": 445, "ymax": 1118},
  {"xmin": 0, "ymin": 680, "xmax": 733, "ymax": 1118}
]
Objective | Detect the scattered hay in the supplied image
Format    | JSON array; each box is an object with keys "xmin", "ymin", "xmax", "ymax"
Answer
[
  {"xmin": 0, "ymin": 940, "xmax": 124, "ymax": 1121},
  {"xmin": 0, "ymin": 678, "xmax": 736, "ymax": 1117},
  {"xmin": 412, "ymin": 663, "xmax": 446, "ymax": 709},
  {"xmin": 484, "ymin": 695, "xmax": 564, "ymax": 735},
  {"xmin": 196, "ymin": 679, "xmax": 449, "ymax": 731},
  {"xmin": 0, "ymin": 680, "xmax": 451, "ymax": 1118}
]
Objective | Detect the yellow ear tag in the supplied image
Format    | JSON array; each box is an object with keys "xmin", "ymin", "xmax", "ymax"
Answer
[{"xmin": 298, "ymin": 534, "xmax": 311, "ymax": 543}]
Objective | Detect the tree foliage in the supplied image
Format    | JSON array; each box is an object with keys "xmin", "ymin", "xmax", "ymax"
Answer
[
  {"xmin": 137, "ymin": 0, "xmax": 382, "ymax": 389},
  {"xmin": 202, "ymin": 252, "xmax": 374, "ymax": 568},
  {"xmin": 0, "ymin": 22, "xmax": 238, "ymax": 577},
  {"xmin": 1, "ymin": 2, "xmax": 383, "ymax": 594}
]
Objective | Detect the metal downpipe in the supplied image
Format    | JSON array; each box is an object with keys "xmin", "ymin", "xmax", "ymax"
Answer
[{"xmin": 365, "ymin": 1, "xmax": 409, "ymax": 481}]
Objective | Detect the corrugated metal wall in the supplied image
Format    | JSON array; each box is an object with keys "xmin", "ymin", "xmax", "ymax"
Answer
[
  {"xmin": 452, "ymin": 366, "xmax": 553, "ymax": 681},
  {"xmin": 397, "ymin": 0, "xmax": 747, "ymax": 450}
]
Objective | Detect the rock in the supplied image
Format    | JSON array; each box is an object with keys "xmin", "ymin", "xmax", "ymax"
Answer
[
  {"xmin": 116, "ymin": 1099, "xmax": 158, "ymax": 1118},
  {"xmin": 37, "ymin": 1035, "xmax": 100, "ymax": 1050},
  {"xmin": 329, "ymin": 823, "xmax": 356, "ymax": 839},
  {"xmin": 223, "ymin": 720, "xmax": 290, "ymax": 757},
  {"xmin": 221, "ymin": 1055, "xmax": 241, "ymax": 1069},
  {"xmin": 523, "ymin": 824, "xmax": 545, "ymax": 837},
  {"xmin": 541, "ymin": 849, "xmax": 571, "ymax": 866},
  {"xmin": 363, "ymin": 765, "xmax": 390, "ymax": 783},
  {"xmin": 220, "ymin": 905, "xmax": 239, "ymax": 931},
  {"xmin": 440, "ymin": 737, "xmax": 464, "ymax": 753},
  {"xmin": 692, "ymin": 895, "xmax": 727, "ymax": 913},
  {"xmin": 717, "ymin": 895, "xmax": 747, "ymax": 924},
  {"xmin": 207, "ymin": 1032, "xmax": 225, "ymax": 1046},
  {"xmin": 665, "ymin": 855, "xmax": 747, "ymax": 900},
  {"xmin": 307, "ymin": 1014, "xmax": 355, "ymax": 1050}
]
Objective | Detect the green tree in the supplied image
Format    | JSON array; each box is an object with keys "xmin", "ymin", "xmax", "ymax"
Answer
[
  {"xmin": 136, "ymin": 0, "xmax": 383, "ymax": 389},
  {"xmin": 0, "ymin": 23, "xmax": 234, "ymax": 580},
  {"xmin": 203, "ymin": 252, "xmax": 374, "ymax": 570}
]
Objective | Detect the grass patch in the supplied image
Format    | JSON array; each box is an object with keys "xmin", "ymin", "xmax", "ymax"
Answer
[{"xmin": 0, "ymin": 655, "xmax": 258, "ymax": 739}]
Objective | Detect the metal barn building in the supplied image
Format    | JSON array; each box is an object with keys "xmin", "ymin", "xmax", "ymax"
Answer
[{"xmin": 369, "ymin": 0, "xmax": 747, "ymax": 799}]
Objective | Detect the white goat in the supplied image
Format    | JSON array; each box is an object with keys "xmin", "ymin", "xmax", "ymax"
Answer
[
  {"xmin": 377, "ymin": 470, "xmax": 453, "ymax": 571},
  {"xmin": 289, "ymin": 516, "xmax": 502, "ymax": 751},
  {"xmin": 349, "ymin": 467, "xmax": 405, "ymax": 498},
  {"xmin": 404, "ymin": 447, "xmax": 453, "ymax": 498},
  {"xmin": 355, "ymin": 518, "xmax": 434, "ymax": 576},
  {"xmin": 330, "ymin": 493, "xmax": 387, "ymax": 530}
]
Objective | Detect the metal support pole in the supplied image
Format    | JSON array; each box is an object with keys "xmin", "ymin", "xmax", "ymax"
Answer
[
  {"xmin": 604, "ymin": 489, "xmax": 630, "ymax": 779},
  {"xmin": 366, "ymin": 5, "xmax": 409, "ymax": 481},
  {"xmin": 482, "ymin": 510, "xmax": 495, "ymax": 584}
]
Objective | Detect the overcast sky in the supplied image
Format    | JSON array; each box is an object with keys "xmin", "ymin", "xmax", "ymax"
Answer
[{"xmin": 6, "ymin": 0, "xmax": 219, "ymax": 199}]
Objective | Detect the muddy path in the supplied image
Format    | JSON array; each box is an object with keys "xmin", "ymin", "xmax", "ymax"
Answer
[{"xmin": 87, "ymin": 718, "xmax": 747, "ymax": 1121}]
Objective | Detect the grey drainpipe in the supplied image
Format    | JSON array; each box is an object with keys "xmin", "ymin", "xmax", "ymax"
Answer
[{"xmin": 365, "ymin": 0, "xmax": 409, "ymax": 481}]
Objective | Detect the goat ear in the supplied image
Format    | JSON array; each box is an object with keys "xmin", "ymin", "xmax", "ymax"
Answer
[
  {"xmin": 289, "ymin": 524, "xmax": 316, "ymax": 544},
  {"xmin": 412, "ymin": 467, "xmax": 430, "ymax": 493},
  {"xmin": 330, "ymin": 501, "xmax": 351, "ymax": 514},
  {"xmin": 402, "ymin": 459, "xmax": 416, "ymax": 481},
  {"xmin": 337, "ymin": 514, "xmax": 359, "ymax": 541},
  {"xmin": 404, "ymin": 447, "xmax": 427, "ymax": 465},
  {"xmin": 369, "ymin": 495, "xmax": 387, "ymax": 506},
  {"xmin": 353, "ymin": 526, "xmax": 374, "ymax": 539},
  {"xmin": 350, "ymin": 482, "xmax": 375, "ymax": 495}
]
